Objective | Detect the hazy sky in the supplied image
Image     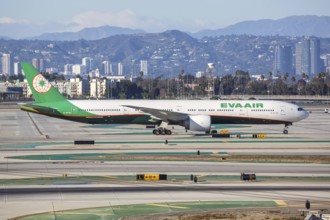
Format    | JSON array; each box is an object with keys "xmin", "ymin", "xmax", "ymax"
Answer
[{"xmin": 1, "ymin": 0, "xmax": 330, "ymax": 38}]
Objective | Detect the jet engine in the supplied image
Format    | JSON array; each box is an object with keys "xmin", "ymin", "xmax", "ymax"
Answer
[{"xmin": 184, "ymin": 115, "xmax": 211, "ymax": 131}]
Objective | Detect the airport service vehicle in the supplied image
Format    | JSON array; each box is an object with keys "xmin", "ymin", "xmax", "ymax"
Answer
[{"xmin": 20, "ymin": 62, "xmax": 309, "ymax": 135}]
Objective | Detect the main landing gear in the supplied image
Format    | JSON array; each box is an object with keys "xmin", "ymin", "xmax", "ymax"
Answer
[
  {"xmin": 283, "ymin": 123, "xmax": 292, "ymax": 134},
  {"xmin": 152, "ymin": 127, "xmax": 172, "ymax": 135}
]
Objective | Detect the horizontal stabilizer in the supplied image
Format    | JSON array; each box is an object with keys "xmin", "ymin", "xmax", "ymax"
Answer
[{"xmin": 21, "ymin": 104, "xmax": 60, "ymax": 114}]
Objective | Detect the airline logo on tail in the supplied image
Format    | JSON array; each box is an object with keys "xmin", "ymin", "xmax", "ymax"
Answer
[{"xmin": 32, "ymin": 74, "xmax": 51, "ymax": 94}]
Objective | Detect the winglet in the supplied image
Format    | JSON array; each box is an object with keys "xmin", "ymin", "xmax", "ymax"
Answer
[{"xmin": 21, "ymin": 62, "xmax": 66, "ymax": 103}]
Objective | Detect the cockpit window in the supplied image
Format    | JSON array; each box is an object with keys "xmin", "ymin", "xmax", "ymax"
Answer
[{"xmin": 298, "ymin": 107, "xmax": 304, "ymax": 111}]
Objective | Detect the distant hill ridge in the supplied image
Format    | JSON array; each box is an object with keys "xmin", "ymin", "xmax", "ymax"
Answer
[
  {"xmin": 29, "ymin": 25, "xmax": 145, "ymax": 41},
  {"xmin": 16, "ymin": 15, "xmax": 330, "ymax": 41},
  {"xmin": 193, "ymin": 15, "xmax": 330, "ymax": 38}
]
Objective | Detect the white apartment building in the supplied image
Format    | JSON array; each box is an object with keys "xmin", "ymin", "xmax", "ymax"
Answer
[
  {"xmin": 140, "ymin": 60, "xmax": 148, "ymax": 76},
  {"xmin": 51, "ymin": 81, "xmax": 69, "ymax": 95},
  {"xmin": 2, "ymin": 53, "xmax": 11, "ymax": 76},
  {"xmin": 69, "ymin": 78, "xmax": 84, "ymax": 97},
  {"xmin": 102, "ymin": 61, "xmax": 112, "ymax": 75},
  {"xmin": 118, "ymin": 62, "xmax": 123, "ymax": 75},
  {"xmin": 90, "ymin": 78, "xmax": 107, "ymax": 98},
  {"xmin": 72, "ymin": 64, "xmax": 87, "ymax": 75},
  {"xmin": 64, "ymin": 64, "xmax": 73, "ymax": 75},
  {"xmin": 14, "ymin": 62, "xmax": 21, "ymax": 76},
  {"xmin": 82, "ymin": 57, "xmax": 93, "ymax": 73}
]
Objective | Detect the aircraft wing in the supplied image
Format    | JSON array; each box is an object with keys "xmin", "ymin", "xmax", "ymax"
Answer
[{"xmin": 123, "ymin": 105, "xmax": 189, "ymax": 122}]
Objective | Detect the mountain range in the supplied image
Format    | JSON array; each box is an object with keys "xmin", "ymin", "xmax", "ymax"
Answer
[
  {"xmin": 28, "ymin": 26, "xmax": 145, "ymax": 41},
  {"xmin": 1, "ymin": 29, "xmax": 330, "ymax": 76},
  {"xmin": 1, "ymin": 15, "xmax": 329, "ymax": 41},
  {"xmin": 193, "ymin": 15, "xmax": 330, "ymax": 38}
]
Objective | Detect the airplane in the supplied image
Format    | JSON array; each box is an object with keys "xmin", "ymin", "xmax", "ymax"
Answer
[{"xmin": 20, "ymin": 62, "xmax": 309, "ymax": 135}]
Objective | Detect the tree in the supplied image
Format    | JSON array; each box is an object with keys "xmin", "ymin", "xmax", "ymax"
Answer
[
  {"xmin": 268, "ymin": 71, "xmax": 273, "ymax": 79},
  {"xmin": 272, "ymin": 78, "xmax": 289, "ymax": 95},
  {"xmin": 297, "ymin": 79, "xmax": 307, "ymax": 95},
  {"xmin": 282, "ymin": 72, "xmax": 289, "ymax": 81},
  {"xmin": 221, "ymin": 74, "xmax": 235, "ymax": 95},
  {"xmin": 302, "ymin": 73, "xmax": 309, "ymax": 81},
  {"xmin": 309, "ymin": 76, "xmax": 325, "ymax": 95},
  {"xmin": 233, "ymin": 70, "xmax": 250, "ymax": 95},
  {"xmin": 268, "ymin": 71, "xmax": 273, "ymax": 95},
  {"xmin": 246, "ymin": 80, "xmax": 268, "ymax": 95}
]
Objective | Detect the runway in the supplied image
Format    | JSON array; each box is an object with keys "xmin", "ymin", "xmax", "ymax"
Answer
[
  {"xmin": 0, "ymin": 105, "xmax": 330, "ymax": 219},
  {"xmin": 2, "ymin": 161, "xmax": 330, "ymax": 177}
]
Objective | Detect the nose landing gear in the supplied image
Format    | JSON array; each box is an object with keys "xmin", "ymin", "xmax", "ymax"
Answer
[{"xmin": 283, "ymin": 122, "xmax": 292, "ymax": 134}]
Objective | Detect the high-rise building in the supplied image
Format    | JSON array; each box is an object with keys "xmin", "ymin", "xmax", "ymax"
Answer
[
  {"xmin": 109, "ymin": 63, "xmax": 113, "ymax": 75},
  {"xmin": 72, "ymin": 64, "xmax": 86, "ymax": 75},
  {"xmin": 301, "ymin": 39, "xmax": 311, "ymax": 76},
  {"xmin": 39, "ymin": 59, "xmax": 45, "ymax": 72},
  {"xmin": 310, "ymin": 38, "xmax": 321, "ymax": 75},
  {"xmin": 325, "ymin": 54, "xmax": 330, "ymax": 68},
  {"xmin": 140, "ymin": 60, "xmax": 148, "ymax": 76},
  {"xmin": 102, "ymin": 61, "xmax": 111, "ymax": 75},
  {"xmin": 82, "ymin": 57, "xmax": 93, "ymax": 73},
  {"xmin": 64, "ymin": 64, "xmax": 73, "ymax": 75},
  {"xmin": 295, "ymin": 38, "xmax": 321, "ymax": 76},
  {"xmin": 2, "ymin": 53, "xmax": 12, "ymax": 76},
  {"xmin": 32, "ymin": 58, "xmax": 40, "ymax": 70},
  {"xmin": 295, "ymin": 40, "xmax": 310, "ymax": 76},
  {"xmin": 118, "ymin": 62, "xmax": 123, "ymax": 75},
  {"xmin": 14, "ymin": 62, "xmax": 21, "ymax": 75},
  {"xmin": 274, "ymin": 45, "xmax": 292, "ymax": 75}
]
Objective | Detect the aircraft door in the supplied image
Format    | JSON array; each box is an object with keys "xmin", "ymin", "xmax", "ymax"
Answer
[{"xmin": 239, "ymin": 108, "xmax": 247, "ymax": 116}]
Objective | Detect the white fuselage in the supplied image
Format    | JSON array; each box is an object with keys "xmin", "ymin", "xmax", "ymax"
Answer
[{"xmin": 69, "ymin": 99, "xmax": 309, "ymax": 124}]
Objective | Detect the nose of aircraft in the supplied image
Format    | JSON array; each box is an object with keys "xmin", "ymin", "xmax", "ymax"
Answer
[{"xmin": 300, "ymin": 110, "xmax": 310, "ymax": 120}]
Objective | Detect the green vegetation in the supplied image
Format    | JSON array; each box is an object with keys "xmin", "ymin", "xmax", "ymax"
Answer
[{"xmin": 15, "ymin": 201, "xmax": 277, "ymax": 220}]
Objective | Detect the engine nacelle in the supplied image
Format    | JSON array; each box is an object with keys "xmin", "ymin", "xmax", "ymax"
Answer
[{"xmin": 184, "ymin": 115, "xmax": 211, "ymax": 131}]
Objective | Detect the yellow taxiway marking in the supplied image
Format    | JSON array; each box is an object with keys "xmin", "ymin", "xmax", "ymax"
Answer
[
  {"xmin": 104, "ymin": 175, "xmax": 118, "ymax": 179},
  {"xmin": 275, "ymin": 200, "xmax": 288, "ymax": 206},
  {"xmin": 147, "ymin": 203, "xmax": 188, "ymax": 209}
]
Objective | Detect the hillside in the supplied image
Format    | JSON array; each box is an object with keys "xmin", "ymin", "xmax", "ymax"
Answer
[
  {"xmin": 29, "ymin": 25, "xmax": 145, "ymax": 41},
  {"xmin": 193, "ymin": 15, "xmax": 330, "ymax": 38}
]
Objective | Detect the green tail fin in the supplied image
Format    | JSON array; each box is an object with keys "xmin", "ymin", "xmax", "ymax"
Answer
[{"xmin": 21, "ymin": 62, "xmax": 66, "ymax": 103}]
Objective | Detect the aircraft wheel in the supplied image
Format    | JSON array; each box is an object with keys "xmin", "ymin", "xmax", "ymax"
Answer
[
  {"xmin": 283, "ymin": 129, "xmax": 288, "ymax": 134},
  {"xmin": 166, "ymin": 130, "xmax": 172, "ymax": 135},
  {"xmin": 153, "ymin": 129, "xmax": 160, "ymax": 135}
]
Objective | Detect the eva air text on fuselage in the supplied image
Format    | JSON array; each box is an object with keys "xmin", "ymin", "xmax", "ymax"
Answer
[{"xmin": 220, "ymin": 103, "xmax": 264, "ymax": 108}]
